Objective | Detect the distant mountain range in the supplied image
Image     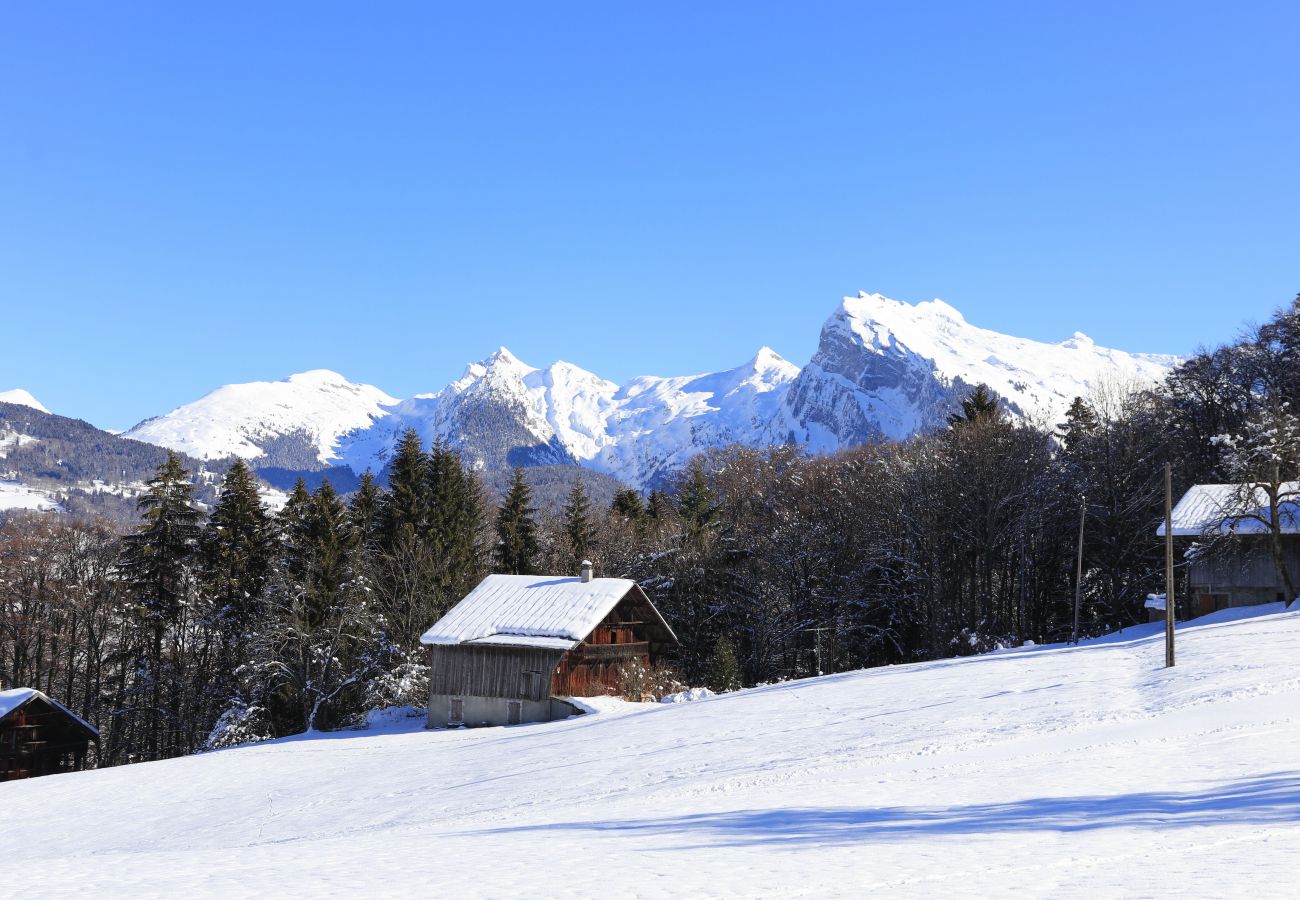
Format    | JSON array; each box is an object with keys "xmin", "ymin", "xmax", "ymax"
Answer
[
  {"xmin": 2, "ymin": 292, "xmax": 1182, "ymax": 520},
  {"xmin": 120, "ymin": 292, "xmax": 1180, "ymax": 488}
]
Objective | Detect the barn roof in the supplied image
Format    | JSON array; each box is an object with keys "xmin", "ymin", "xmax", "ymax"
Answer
[
  {"xmin": 420, "ymin": 574, "xmax": 678, "ymax": 649},
  {"xmin": 0, "ymin": 687, "xmax": 99, "ymax": 739},
  {"xmin": 1157, "ymin": 482, "xmax": 1300, "ymax": 537}
]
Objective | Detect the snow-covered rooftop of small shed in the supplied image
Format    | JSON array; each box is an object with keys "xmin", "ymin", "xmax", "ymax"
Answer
[
  {"xmin": 420, "ymin": 575, "xmax": 643, "ymax": 648},
  {"xmin": 0, "ymin": 687, "xmax": 37, "ymax": 720},
  {"xmin": 1158, "ymin": 482, "xmax": 1300, "ymax": 537},
  {"xmin": 0, "ymin": 687, "xmax": 99, "ymax": 737}
]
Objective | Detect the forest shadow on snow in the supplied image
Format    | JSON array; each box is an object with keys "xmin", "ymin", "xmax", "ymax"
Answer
[{"xmin": 466, "ymin": 771, "xmax": 1300, "ymax": 847}]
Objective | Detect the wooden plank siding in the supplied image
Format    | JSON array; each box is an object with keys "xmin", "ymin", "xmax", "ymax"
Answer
[
  {"xmin": 428, "ymin": 646, "xmax": 567, "ymax": 702},
  {"xmin": 1188, "ymin": 535, "xmax": 1300, "ymax": 606}
]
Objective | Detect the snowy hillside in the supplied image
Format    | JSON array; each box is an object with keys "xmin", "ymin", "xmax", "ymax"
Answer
[
  {"xmin": 771, "ymin": 293, "xmax": 1181, "ymax": 451},
  {"xmin": 4, "ymin": 606, "xmax": 1298, "ymax": 897},
  {"xmin": 0, "ymin": 388, "xmax": 50, "ymax": 414},
  {"xmin": 125, "ymin": 370, "xmax": 398, "ymax": 468},
  {"xmin": 122, "ymin": 292, "xmax": 1177, "ymax": 487}
]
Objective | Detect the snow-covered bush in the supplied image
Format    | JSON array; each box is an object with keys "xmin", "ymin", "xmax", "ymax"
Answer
[
  {"xmin": 615, "ymin": 659, "xmax": 686, "ymax": 702},
  {"xmin": 204, "ymin": 700, "xmax": 275, "ymax": 751}
]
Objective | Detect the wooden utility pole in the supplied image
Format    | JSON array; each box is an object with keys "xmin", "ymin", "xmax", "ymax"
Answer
[
  {"xmin": 1165, "ymin": 462, "xmax": 1176, "ymax": 668},
  {"xmin": 1072, "ymin": 496, "xmax": 1086, "ymax": 644}
]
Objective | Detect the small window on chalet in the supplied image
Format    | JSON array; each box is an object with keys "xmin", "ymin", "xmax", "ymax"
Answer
[
  {"xmin": 449, "ymin": 698, "xmax": 464, "ymax": 724},
  {"xmin": 507, "ymin": 700, "xmax": 522, "ymax": 726}
]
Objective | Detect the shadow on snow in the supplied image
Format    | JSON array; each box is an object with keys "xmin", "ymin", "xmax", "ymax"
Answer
[{"xmin": 464, "ymin": 771, "xmax": 1300, "ymax": 848}]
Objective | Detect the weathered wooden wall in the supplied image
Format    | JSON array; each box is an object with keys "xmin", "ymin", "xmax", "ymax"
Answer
[
  {"xmin": 1188, "ymin": 536, "xmax": 1300, "ymax": 607},
  {"xmin": 428, "ymin": 645, "xmax": 567, "ymax": 702}
]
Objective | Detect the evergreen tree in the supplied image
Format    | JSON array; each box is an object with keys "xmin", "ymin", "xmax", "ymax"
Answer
[
  {"xmin": 379, "ymin": 428, "xmax": 429, "ymax": 550},
  {"xmin": 119, "ymin": 450, "xmax": 203, "ymax": 759},
  {"xmin": 201, "ymin": 459, "xmax": 274, "ymax": 630},
  {"xmin": 496, "ymin": 467, "xmax": 539, "ymax": 575},
  {"xmin": 348, "ymin": 470, "xmax": 382, "ymax": 552},
  {"xmin": 707, "ymin": 636, "xmax": 742, "ymax": 692},
  {"xmin": 611, "ymin": 488, "xmax": 646, "ymax": 524},
  {"xmin": 427, "ymin": 441, "xmax": 485, "ymax": 613},
  {"xmin": 647, "ymin": 489, "xmax": 674, "ymax": 524},
  {"xmin": 122, "ymin": 451, "xmax": 204, "ymax": 625},
  {"xmin": 947, "ymin": 383, "xmax": 1003, "ymax": 428},
  {"xmin": 259, "ymin": 478, "xmax": 386, "ymax": 733},
  {"xmin": 677, "ymin": 462, "xmax": 719, "ymax": 541},
  {"xmin": 562, "ymin": 474, "xmax": 597, "ymax": 571},
  {"xmin": 1059, "ymin": 396, "xmax": 1099, "ymax": 453}
]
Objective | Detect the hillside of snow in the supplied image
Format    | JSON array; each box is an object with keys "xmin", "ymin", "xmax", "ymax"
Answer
[
  {"xmin": 4, "ymin": 605, "xmax": 1298, "ymax": 897},
  {"xmin": 125, "ymin": 370, "xmax": 398, "ymax": 466},
  {"xmin": 0, "ymin": 388, "xmax": 50, "ymax": 414}
]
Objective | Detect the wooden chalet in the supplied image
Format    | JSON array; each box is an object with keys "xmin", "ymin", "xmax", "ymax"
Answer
[
  {"xmin": 1157, "ymin": 482, "xmax": 1300, "ymax": 618},
  {"xmin": 420, "ymin": 562, "xmax": 678, "ymax": 727},
  {"xmin": 0, "ymin": 688, "xmax": 98, "ymax": 782}
]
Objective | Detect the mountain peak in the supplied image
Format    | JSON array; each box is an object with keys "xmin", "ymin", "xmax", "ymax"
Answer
[
  {"xmin": 0, "ymin": 389, "xmax": 50, "ymax": 414},
  {"xmin": 747, "ymin": 347, "xmax": 799, "ymax": 379},
  {"xmin": 285, "ymin": 369, "xmax": 352, "ymax": 385}
]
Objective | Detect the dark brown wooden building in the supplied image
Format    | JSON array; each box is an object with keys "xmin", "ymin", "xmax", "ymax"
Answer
[
  {"xmin": 0, "ymin": 688, "xmax": 98, "ymax": 782},
  {"xmin": 420, "ymin": 565, "xmax": 678, "ymax": 727}
]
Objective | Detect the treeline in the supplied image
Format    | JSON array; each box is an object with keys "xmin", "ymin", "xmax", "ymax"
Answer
[{"xmin": 3, "ymin": 295, "xmax": 1298, "ymax": 766}]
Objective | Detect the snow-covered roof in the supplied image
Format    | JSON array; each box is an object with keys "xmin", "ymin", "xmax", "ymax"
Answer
[
  {"xmin": 420, "ymin": 574, "xmax": 677, "ymax": 649},
  {"xmin": 0, "ymin": 687, "xmax": 99, "ymax": 738},
  {"xmin": 1157, "ymin": 482, "xmax": 1300, "ymax": 537}
]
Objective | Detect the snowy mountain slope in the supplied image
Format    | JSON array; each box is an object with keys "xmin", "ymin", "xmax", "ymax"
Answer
[
  {"xmin": 121, "ymin": 292, "xmax": 1177, "ymax": 488},
  {"xmin": 770, "ymin": 293, "xmax": 1181, "ymax": 451},
  {"xmin": 336, "ymin": 345, "xmax": 800, "ymax": 486},
  {"xmin": 0, "ymin": 388, "xmax": 49, "ymax": 414},
  {"xmin": 126, "ymin": 370, "xmax": 398, "ymax": 468},
  {"xmin": 5, "ymin": 605, "xmax": 1299, "ymax": 897}
]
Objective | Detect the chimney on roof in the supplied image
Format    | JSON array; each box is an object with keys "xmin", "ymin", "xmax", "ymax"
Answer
[{"xmin": 580, "ymin": 560, "xmax": 593, "ymax": 583}]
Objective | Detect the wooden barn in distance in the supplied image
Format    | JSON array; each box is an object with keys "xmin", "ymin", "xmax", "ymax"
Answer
[
  {"xmin": 420, "ymin": 562, "xmax": 678, "ymax": 727},
  {"xmin": 1158, "ymin": 481, "xmax": 1300, "ymax": 618},
  {"xmin": 1, "ymin": 688, "xmax": 99, "ymax": 782}
]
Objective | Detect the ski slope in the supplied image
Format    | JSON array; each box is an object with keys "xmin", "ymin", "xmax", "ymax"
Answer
[{"xmin": 4, "ymin": 607, "xmax": 1300, "ymax": 898}]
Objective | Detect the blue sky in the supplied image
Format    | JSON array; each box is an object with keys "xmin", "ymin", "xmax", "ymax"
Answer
[{"xmin": 1, "ymin": 2, "xmax": 1296, "ymax": 430}]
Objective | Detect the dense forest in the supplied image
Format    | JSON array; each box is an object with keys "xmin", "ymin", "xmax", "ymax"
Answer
[{"xmin": 3, "ymin": 295, "xmax": 1298, "ymax": 768}]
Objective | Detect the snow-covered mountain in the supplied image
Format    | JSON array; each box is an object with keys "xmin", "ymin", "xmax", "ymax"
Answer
[
  {"xmin": 334, "ymin": 345, "xmax": 799, "ymax": 487},
  {"xmin": 0, "ymin": 388, "xmax": 50, "ymax": 414},
  {"xmin": 126, "ymin": 370, "xmax": 398, "ymax": 469},
  {"xmin": 122, "ymin": 293, "xmax": 1180, "ymax": 488},
  {"xmin": 770, "ymin": 293, "xmax": 1181, "ymax": 451}
]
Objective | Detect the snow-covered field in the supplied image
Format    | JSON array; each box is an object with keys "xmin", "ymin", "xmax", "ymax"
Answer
[
  {"xmin": 4, "ymin": 606, "xmax": 1299, "ymax": 898},
  {"xmin": 0, "ymin": 479, "xmax": 59, "ymax": 511}
]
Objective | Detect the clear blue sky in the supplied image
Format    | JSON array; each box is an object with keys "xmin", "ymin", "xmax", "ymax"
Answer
[{"xmin": 1, "ymin": 2, "xmax": 1296, "ymax": 430}]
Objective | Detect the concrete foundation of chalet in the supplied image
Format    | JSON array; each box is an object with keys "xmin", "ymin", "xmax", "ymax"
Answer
[{"xmin": 427, "ymin": 694, "xmax": 581, "ymax": 729}]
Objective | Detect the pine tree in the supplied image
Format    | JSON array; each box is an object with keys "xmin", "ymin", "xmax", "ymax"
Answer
[
  {"xmin": 496, "ymin": 467, "xmax": 539, "ymax": 575},
  {"xmin": 201, "ymin": 459, "xmax": 274, "ymax": 630},
  {"xmin": 647, "ymin": 489, "xmax": 674, "ymax": 524},
  {"xmin": 379, "ymin": 428, "xmax": 429, "ymax": 551},
  {"xmin": 427, "ymin": 441, "xmax": 485, "ymax": 612},
  {"xmin": 348, "ymin": 470, "xmax": 382, "ymax": 552},
  {"xmin": 1059, "ymin": 396, "xmax": 1099, "ymax": 453},
  {"xmin": 707, "ymin": 635, "xmax": 742, "ymax": 692},
  {"xmin": 947, "ymin": 383, "xmax": 1003, "ymax": 428},
  {"xmin": 119, "ymin": 450, "xmax": 203, "ymax": 760},
  {"xmin": 611, "ymin": 488, "xmax": 646, "ymax": 524},
  {"xmin": 677, "ymin": 462, "xmax": 718, "ymax": 541},
  {"xmin": 562, "ymin": 474, "xmax": 597, "ymax": 571}
]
